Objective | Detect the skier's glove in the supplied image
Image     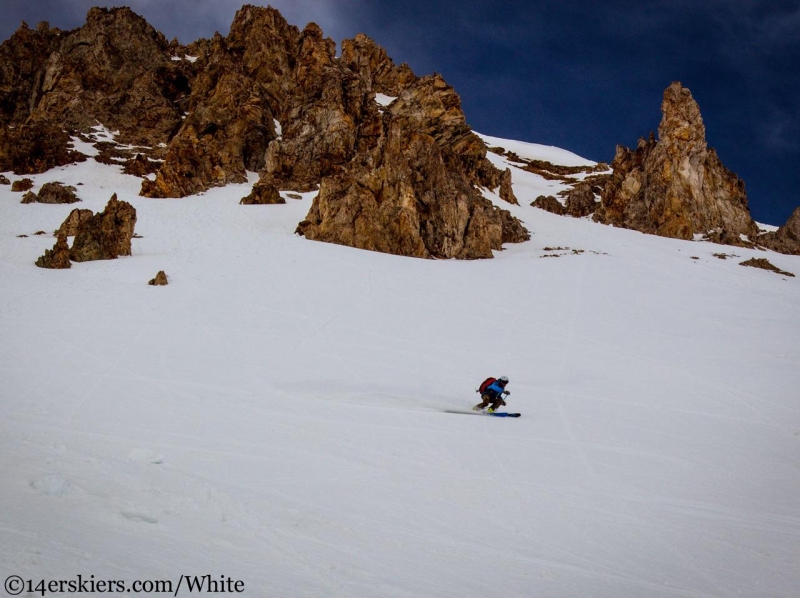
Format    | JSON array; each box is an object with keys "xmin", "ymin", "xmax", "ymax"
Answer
[{"xmin": 503, "ymin": 390, "xmax": 510, "ymax": 396}]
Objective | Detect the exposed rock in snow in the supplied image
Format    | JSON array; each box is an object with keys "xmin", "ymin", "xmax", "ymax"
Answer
[
  {"xmin": 297, "ymin": 115, "xmax": 528, "ymax": 259},
  {"xmin": 739, "ymin": 257, "xmax": 795, "ymax": 277},
  {"xmin": 564, "ymin": 182, "xmax": 599, "ymax": 218},
  {"xmin": 35, "ymin": 233, "xmax": 71, "ymax": 269},
  {"xmin": 239, "ymin": 180, "xmax": 285, "ymax": 205},
  {"xmin": 531, "ymin": 195, "xmax": 565, "ymax": 215},
  {"xmin": 148, "ymin": 271, "xmax": 169, "ymax": 286},
  {"xmin": 499, "ymin": 168, "xmax": 518, "ymax": 205},
  {"xmin": 11, "ymin": 178, "xmax": 34, "ymax": 192},
  {"xmin": 35, "ymin": 181, "xmax": 80, "ymax": 204},
  {"xmin": 759, "ymin": 207, "xmax": 800, "ymax": 255},
  {"xmin": 55, "ymin": 208, "xmax": 94, "ymax": 236},
  {"xmin": 70, "ymin": 194, "xmax": 137, "ymax": 262}
]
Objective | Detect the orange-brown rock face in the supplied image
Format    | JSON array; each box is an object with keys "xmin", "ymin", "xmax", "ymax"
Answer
[
  {"xmin": 70, "ymin": 194, "xmax": 137, "ymax": 262},
  {"xmin": 260, "ymin": 23, "xmax": 371, "ymax": 192},
  {"xmin": 35, "ymin": 233, "xmax": 71, "ymax": 269},
  {"xmin": 760, "ymin": 207, "xmax": 800, "ymax": 255},
  {"xmin": 142, "ymin": 6, "xmax": 298, "ymax": 197},
  {"xmin": 297, "ymin": 114, "xmax": 528, "ymax": 259},
  {"xmin": 55, "ymin": 208, "xmax": 94, "ymax": 237},
  {"xmin": 2, "ymin": 5, "xmax": 528, "ymax": 259},
  {"xmin": 595, "ymin": 82, "xmax": 759, "ymax": 243},
  {"xmin": 0, "ymin": 8, "xmax": 191, "ymax": 175},
  {"xmin": 340, "ymin": 33, "xmax": 417, "ymax": 96}
]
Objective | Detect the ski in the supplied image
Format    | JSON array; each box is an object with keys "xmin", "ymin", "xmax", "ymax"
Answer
[{"xmin": 443, "ymin": 410, "xmax": 521, "ymax": 418}]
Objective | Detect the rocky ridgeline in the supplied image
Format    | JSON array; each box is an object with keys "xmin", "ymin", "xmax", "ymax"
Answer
[
  {"xmin": 3, "ymin": 8, "xmax": 798, "ymax": 258},
  {"xmin": 1, "ymin": 5, "xmax": 526, "ymax": 259}
]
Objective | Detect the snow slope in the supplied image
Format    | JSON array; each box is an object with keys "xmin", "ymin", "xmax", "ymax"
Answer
[{"xmin": 1, "ymin": 146, "xmax": 799, "ymax": 597}]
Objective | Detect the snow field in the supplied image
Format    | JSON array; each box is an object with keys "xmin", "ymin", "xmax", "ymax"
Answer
[{"xmin": 1, "ymin": 153, "xmax": 799, "ymax": 597}]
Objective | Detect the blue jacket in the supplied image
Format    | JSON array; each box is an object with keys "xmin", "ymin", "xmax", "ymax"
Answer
[{"xmin": 484, "ymin": 381, "xmax": 506, "ymax": 398}]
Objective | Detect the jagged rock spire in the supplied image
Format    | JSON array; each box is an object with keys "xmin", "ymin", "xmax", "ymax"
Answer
[{"xmin": 595, "ymin": 81, "xmax": 758, "ymax": 244}]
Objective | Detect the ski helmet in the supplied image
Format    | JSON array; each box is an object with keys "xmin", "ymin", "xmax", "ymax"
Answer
[{"xmin": 499, "ymin": 375, "xmax": 509, "ymax": 383}]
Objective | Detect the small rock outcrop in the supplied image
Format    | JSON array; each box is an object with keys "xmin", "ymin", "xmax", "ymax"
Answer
[
  {"xmin": 0, "ymin": 175, "xmax": 9, "ymax": 184},
  {"xmin": 739, "ymin": 258, "xmax": 794, "ymax": 277},
  {"xmin": 70, "ymin": 194, "xmax": 137, "ymax": 262},
  {"xmin": 35, "ymin": 233, "xmax": 71, "ymax": 269},
  {"xmin": 11, "ymin": 178, "xmax": 34, "ymax": 192},
  {"xmin": 498, "ymin": 168, "xmax": 518, "ymax": 205},
  {"xmin": 565, "ymin": 183, "xmax": 598, "ymax": 217},
  {"xmin": 21, "ymin": 191, "xmax": 37, "ymax": 204},
  {"xmin": 55, "ymin": 208, "xmax": 94, "ymax": 236},
  {"xmin": 148, "ymin": 271, "xmax": 168, "ymax": 285},
  {"xmin": 531, "ymin": 195, "xmax": 565, "ymax": 215},
  {"xmin": 595, "ymin": 82, "xmax": 759, "ymax": 244},
  {"xmin": 36, "ymin": 181, "xmax": 80, "ymax": 204},
  {"xmin": 240, "ymin": 180, "xmax": 285, "ymax": 205},
  {"xmin": 759, "ymin": 208, "xmax": 800, "ymax": 255}
]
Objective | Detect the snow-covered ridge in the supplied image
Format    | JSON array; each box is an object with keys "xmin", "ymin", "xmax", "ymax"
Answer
[{"xmin": 476, "ymin": 131, "xmax": 597, "ymax": 167}]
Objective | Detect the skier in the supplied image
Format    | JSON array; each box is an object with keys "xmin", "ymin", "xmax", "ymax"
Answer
[{"xmin": 473, "ymin": 375, "xmax": 511, "ymax": 413}]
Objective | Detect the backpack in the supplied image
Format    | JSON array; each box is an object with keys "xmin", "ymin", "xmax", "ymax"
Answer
[{"xmin": 477, "ymin": 377, "xmax": 496, "ymax": 394}]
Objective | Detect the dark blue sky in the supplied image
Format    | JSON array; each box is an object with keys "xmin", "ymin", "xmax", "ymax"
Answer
[{"xmin": 3, "ymin": 0, "xmax": 799, "ymax": 225}]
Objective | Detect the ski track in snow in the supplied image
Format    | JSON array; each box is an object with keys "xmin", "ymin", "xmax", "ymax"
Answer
[{"xmin": 1, "ymin": 154, "xmax": 799, "ymax": 597}]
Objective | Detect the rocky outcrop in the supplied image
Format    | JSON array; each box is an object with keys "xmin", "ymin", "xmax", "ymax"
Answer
[
  {"xmin": 0, "ymin": 175, "xmax": 9, "ymax": 184},
  {"xmin": 758, "ymin": 208, "xmax": 800, "ymax": 255},
  {"xmin": 531, "ymin": 195, "xmax": 565, "ymax": 215},
  {"xmin": 387, "ymin": 75, "xmax": 500, "ymax": 189},
  {"xmin": 142, "ymin": 6, "xmax": 298, "ymax": 197},
  {"xmin": 0, "ymin": 9, "xmax": 190, "ymax": 174},
  {"xmin": 340, "ymin": 33, "xmax": 417, "ymax": 96},
  {"xmin": 36, "ymin": 181, "xmax": 80, "ymax": 204},
  {"xmin": 259, "ymin": 22, "xmax": 380, "ymax": 193},
  {"xmin": 55, "ymin": 208, "xmax": 94, "ymax": 236},
  {"xmin": 739, "ymin": 258, "xmax": 794, "ymax": 277},
  {"xmin": 296, "ymin": 116, "xmax": 528, "ymax": 259},
  {"xmin": 21, "ymin": 191, "xmax": 37, "ymax": 204},
  {"xmin": 595, "ymin": 82, "xmax": 759, "ymax": 244},
  {"xmin": 148, "ymin": 271, "xmax": 168, "ymax": 285},
  {"xmin": 2, "ymin": 6, "xmax": 528, "ymax": 259},
  {"xmin": 123, "ymin": 154, "xmax": 161, "ymax": 177},
  {"xmin": 240, "ymin": 180, "xmax": 285, "ymax": 204},
  {"xmin": 498, "ymin": 168, "xmax": 518, "ymax": 205},
  {"xmin": 70, "ymin": 194, "xmax": 137, "ymax": 261},
  {"xmin": 565, "ymin": 183, "xmax": 598, "ymax": 217},
  {"xmin": 11, "ymin": 178, "xmax": 34, "ymax": 192},
  {"xmin": 35, "ymin": 233, "xmax": 71, "ymax": 269},
  {"xmin": 0, "ymin": 122, "xmax": 87, "ymax": 175}
]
